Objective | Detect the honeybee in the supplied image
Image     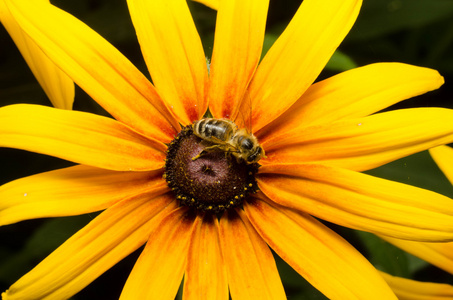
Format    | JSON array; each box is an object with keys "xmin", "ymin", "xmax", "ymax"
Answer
[{"xmin": 192, "ymin": 118, "xmax": 265, "ymax": 164}]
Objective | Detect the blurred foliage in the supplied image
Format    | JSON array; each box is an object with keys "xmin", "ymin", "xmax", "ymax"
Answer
[
  {"xmin": 1, "ymin": 0, "xmax": 453, "ymax": 299},
  {"xmin": 348, "ymin": 0, "xmax": 453, "ymax": 41},
  {"xmin": 0, "ymin": 215, "xmax": 95, "ymax": 283}
]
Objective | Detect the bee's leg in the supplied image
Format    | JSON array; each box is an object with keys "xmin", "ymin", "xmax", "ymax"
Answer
[
  {"xmin": 191, "ymin": 145, "xmax": 224, "ymax": 161},
  {"xmin": 191, "ymin": 151, "xmax": 205, "ymax": 161}
]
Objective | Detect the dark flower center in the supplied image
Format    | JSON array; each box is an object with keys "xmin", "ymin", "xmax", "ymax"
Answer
[{"xmin": 164, "ymin": 125, "xmax": 259, "ymax": 212}]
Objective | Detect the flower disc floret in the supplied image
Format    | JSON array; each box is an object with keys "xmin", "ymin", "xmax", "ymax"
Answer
[{"xmin": 164, "ymin": 125, "xmax": 259, "ymax": 212}]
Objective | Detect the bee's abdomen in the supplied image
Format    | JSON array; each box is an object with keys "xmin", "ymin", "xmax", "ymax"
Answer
[{"xmin": 194, "ymin": 118, "xmax": 236, "ymax": 141}]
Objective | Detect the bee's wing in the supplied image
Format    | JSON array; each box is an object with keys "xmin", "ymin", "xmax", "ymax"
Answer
[
  {"xmin": 209, "ymin": 136, "xmax": 242, "ymax": 153},
  {"xmin": 209, "ymin": 135, "xmax": 229, "ymax": 144}
]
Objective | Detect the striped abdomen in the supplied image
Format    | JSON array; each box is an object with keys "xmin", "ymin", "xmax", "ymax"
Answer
[{"xmin": 193, "ymin": 118, "xmax": 237, "ymax": 143}]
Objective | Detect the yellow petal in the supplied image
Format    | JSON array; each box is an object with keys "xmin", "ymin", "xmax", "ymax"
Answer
[
  {"xmin": 0, "ymin": 165, "xmax": 166, "ymax": 226},
  {"xmin": 381, "ymin": 236, "xmax": 453, "ymax": 275},
  {"xmin": 0, "ymin": 104, "xmax": 166, "ymax": 171},
  {"xmin": 258, "ymin": 163, "xmax": 453, "ymax": 242},
  {"xmin": 6, "ymin": 0, "xmax": 179, "ymax": 141},
  {"xmin": 0, "ymin": 0, "xmax": 74, "ymax": 110},
  {"xmin": 2, "ymin": 192, "xmax": 176, "ymax": 300},
  {"xmin": 208, "ymin": 0, "xmax": 268, "ymax": 120},
  {"xmin": 380, "ymin": 271, "xmax": 453, "ymax": 300},
  {"xmin": 262, "ymin": 108, "xmax": 453, "ymax": 172},
  {"xmin": 430, "ymin": 145, "xmax": 453, "ymax": 184},
  {"xmin": 247, "ymin": 0, "xmax": 362, "ymax": 132},
  {"xmin": 219, "ymin": 209, "xmax": 286, "ymax": 300},
  {"xmin": 257, "ymin": 63, "xmax": 444, "ymax": 139},
  {"xmin": 244, "ymin": 199, "xmax": 396, "ymax": 300},
  {"xmin": 127, "ymin": 0, "xmax": 208, "ymax": 124},
  {"xmin": 183, "ymin": 213, "xmax": 228, "ymax": 300},
  {"xmin": 191, "ymin": 0, "xmax": 219, "ymax": 10},
  {"xmin": 120, "ymin": 207, "xmax": 195, "ymax": 300}
]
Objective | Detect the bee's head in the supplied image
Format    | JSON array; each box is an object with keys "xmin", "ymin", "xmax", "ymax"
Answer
[{"xmin": 246, "ymin": 145, "xmax": 265, "ymax": 164}]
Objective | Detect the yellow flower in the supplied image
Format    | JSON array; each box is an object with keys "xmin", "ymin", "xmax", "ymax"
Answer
[
  {"xmin": 380, "ymin": 272, "xmax": 453, "ymax": 300},
  {"xmin": 2, "ymin": 0, "xmax": 453, "ymax": 299},
  {"xmin": 379, "ymin": 145, "xmax": 453, "ymax": 298},
  {"xmin": 0, "ymin": 0, "xmax": 74, "ymax": 110},
  {"xmin": 431, "ymin": 145, "xmax": 453, "ymax": 184}
]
